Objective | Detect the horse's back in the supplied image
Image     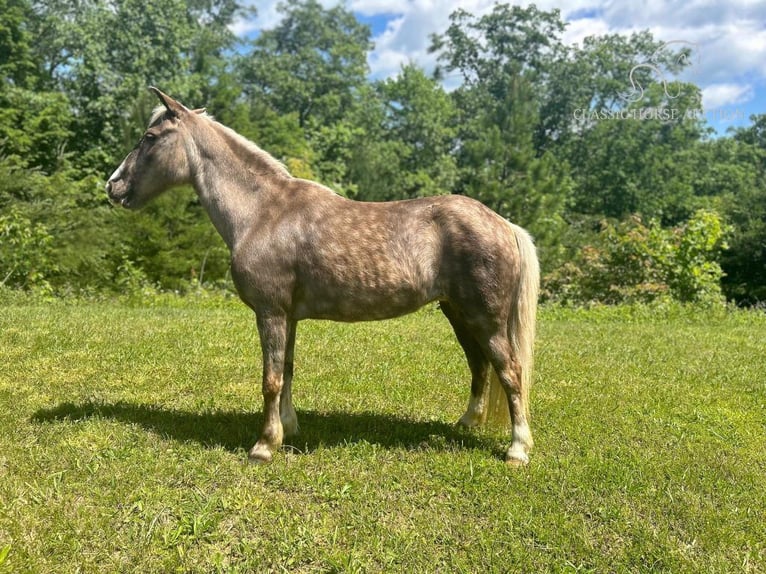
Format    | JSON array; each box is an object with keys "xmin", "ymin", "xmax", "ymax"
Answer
[{"xmin": 290, "ymin": 191, "xmax": 444, "ymax": 320}]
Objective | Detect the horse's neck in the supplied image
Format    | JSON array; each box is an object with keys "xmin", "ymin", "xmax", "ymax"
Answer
[{"xmin": 189, "ymin": 122, "xmax": 289, "ymax": 250}]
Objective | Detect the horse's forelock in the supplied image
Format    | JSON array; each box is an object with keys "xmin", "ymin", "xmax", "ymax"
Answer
[
  {"xmin": 148, "ymin": 105, "xmax": 214, "ymax": 128},
  {"xmin": 148, "ymin": 105, "xmax": 169, "ymax": 127}
]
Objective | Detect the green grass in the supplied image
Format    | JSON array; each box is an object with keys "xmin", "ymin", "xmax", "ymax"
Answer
[{"xmin": 1, "ymin": 300, "xmax": 765, "ymax": 572}]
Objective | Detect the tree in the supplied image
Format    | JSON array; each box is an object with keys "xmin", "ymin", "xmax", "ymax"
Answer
[
  {"xmin": 0, "ymin": 0, "xmax": 73, "ymax": 172},
  {"xmin": 239, "ymin": 0, "xmax": 372, "ymax": 129},
  {"xmin": 541, "ymin": 32, "xmax": 700, "ymax": 149},
  {"xmin": 430, "ymin": 5, "xmax": 572, "ymax": 268},
  {"xmin": 237, "ymin": 0, "xmax": 372, "ymax": 190},
  {"xmin": 348, "ymin": 65, "xmax": 458, "ymax": 201},
  {"xmin": 0, "ymin": 0, "xmax": 38, "ymax": 86},
  {"xmin": 560, "ymin": 33, "xmax": 707, "ymax": 223},
  {"xmin": 721, "ymin": 117, "xmax": 766, "ymax": 303},
  {"xmin": 0, "ymin": 0, "xmax": 244, "ymax": 293},
  {"xmin": 28, "ymin": 0, "xmax": 243, "ymax": 173}
]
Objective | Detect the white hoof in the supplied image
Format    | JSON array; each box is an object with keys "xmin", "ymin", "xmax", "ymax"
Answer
[
  {"xmin": 505, "ymin": 447, "xmax": 529, "ymax": 467},
  {"xmin": 248, "ymin": 441, "xmax": 275, "ymax": 464},
  {"xmin": 457, "ymin": 410, "xmax": 484, "ymax": 428},
  {"xmin": 505, "ymin": 439, "xmax": 530, "ymax": 467}
]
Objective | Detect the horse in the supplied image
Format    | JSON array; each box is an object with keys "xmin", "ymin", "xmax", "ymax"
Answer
[{"xmin": 106, "ymin": 88, "xmax": 540, "ymax": 466}]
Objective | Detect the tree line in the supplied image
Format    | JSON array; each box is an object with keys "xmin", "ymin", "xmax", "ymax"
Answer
[{"xmin": 1, "ymin": 0, "xmax": 765, "ymax": 304}]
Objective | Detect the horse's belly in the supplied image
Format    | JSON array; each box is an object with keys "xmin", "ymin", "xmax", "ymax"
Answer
[
  {"xmin": 294, "ymin": 281, "xmax": 438, "ymax": 322},
  {"xmin": 294, "ymin": 218, "xmax": 443, "ymax": 321}
]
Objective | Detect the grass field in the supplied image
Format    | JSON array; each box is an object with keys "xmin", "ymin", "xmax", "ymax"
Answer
[{"xmin": 1, "ymin": 299, "xmax": 765, "ymax": 572}]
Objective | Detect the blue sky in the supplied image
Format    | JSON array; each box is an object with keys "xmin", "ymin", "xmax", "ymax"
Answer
[{"xmin": 234, "ymin": 1, "xmax": 766, "ymax": 134}]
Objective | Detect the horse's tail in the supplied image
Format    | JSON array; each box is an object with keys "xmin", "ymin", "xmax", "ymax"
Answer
[{"xmin": 486, "ymin": 222, "xmax": 540, "ymax": 427}]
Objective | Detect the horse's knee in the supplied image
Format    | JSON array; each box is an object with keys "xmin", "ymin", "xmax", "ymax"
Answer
[{"xmin": 262, "ymin": 373, "xmax": 282, "ymax": 398}]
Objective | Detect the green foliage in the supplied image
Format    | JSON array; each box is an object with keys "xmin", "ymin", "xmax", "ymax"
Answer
[
  {"xmin": 116, "ymin": 189, "xmax": 231, "ymax": 292},
  {"xmin": 237, "ymin": 0, "xmax": 371, "ymax": 189},
  {"xmin": 431, "ymin": 3, "xmax": 566, "ymax": 86},
  {"xmin": 543, "ymin": 210, "xmax": 729, "ymax": 305},
  {"xmin": 0, "ymin": 0, "xmax": 241, "ymax": 296},
  {"xmin": 0, "ymin": 1, "xmax": 764, "ymax": 302},
  {"xmin": 240, "ymin": 0, "xmax": 371, "ymax": 129},
  {"xmin": 378, "ymin": 65, "xmax": 458, "ymax": 198},
  {"xmin": 306, "ymin": 119, "xmax": 362, "ymax": 197},
  {"xmin": 672, "ymin": 210, "xmax": 730, "ymax": 302},
  {"xmin": 0, "ymin": 0, "xmax": 37, "ymax": 86},
  {"xmin": 348, "ymin": 66, "xmax": 458, "ymax": 201},
  {"xmin": 29, "ymin": 0, "xmax": 242, "ymax": 172},
  {"xmin": 565, "ymin": 85, "xmax": 708, "ymax": 223},
  {"xmin": 114, "ymin": 255, "xmax": 158, "ymax": 298},
  {"xmin": 219, "ymin": 101, "xmax": 315, "ymax": 175},
  {"xmin": 240, "ymin": 0, "xmax": 372, "ymax": 128},
  {"xmin": 0, "ymin": 205, "xmax": 54, "ymax": 291},
  {"xmin": 1, "ymin": 0, "xmax": 75, "ymax": 172},
  {"xmin": 722, "ymin": 117, "xmax": 766, "ymax": 303},
  {"xmin": 0, "ymin": 87, "xmax": 72, "ymax": 172}
]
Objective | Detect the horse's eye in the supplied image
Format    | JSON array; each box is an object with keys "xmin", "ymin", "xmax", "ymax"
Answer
[{"xmin": 144, "ymin": 132, "xmax": 156, "ymax": 142}]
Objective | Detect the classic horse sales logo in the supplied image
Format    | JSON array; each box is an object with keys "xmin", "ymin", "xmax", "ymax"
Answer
[
  {"xmin": 620, "ymin": 40, "xmax": 700, "ymax": 104},
  {"xmin": 572, "ymin": 40, "xmax": 744, "ymax": 124}
]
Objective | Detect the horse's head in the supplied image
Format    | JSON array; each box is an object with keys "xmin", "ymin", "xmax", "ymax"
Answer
[{"xmin": 106, "ymin": 87, "xmax": 198, "ymax": 209}]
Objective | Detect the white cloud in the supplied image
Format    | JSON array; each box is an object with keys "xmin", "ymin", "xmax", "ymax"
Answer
[
  {"xmin": 702, "ymin": 82, "xmax": 754, "ymax": 109},
  {"xmin": 231, "ymin": 0, "xmax": 766, "ymax": 101},
  {"xmin": 230, "ymin": 1, "xmax": 282, "ymax": 37},
  {"xmin": 562, "ymin": 16, "xmax": 610, "ymax": 46},
  {"xmin": 365, "ymin": 0, "xmax": 499, "ymax": 78},
  {"xmin": 348, "ymin": 0, "xmax": 410, "ymax": 15},
  {"xmin": 367, "ymin": 16, "xmax": 410, "ymax": 77}
]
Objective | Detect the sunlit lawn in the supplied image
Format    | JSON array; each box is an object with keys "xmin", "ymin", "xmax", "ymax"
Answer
[{"xmin": 1, "ymin": 300, "xmax": 764, "ymax": 572}]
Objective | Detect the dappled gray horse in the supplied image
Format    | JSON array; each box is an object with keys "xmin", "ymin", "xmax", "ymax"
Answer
[{"xmin": 107, "ymin": 88, "xmax": 539, "ymax": 466}]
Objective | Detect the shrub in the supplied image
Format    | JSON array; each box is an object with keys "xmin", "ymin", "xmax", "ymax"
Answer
[
  {"xmin": 0, "ymin": 205, "xmax": 55, "ymax": 293},
  {"xmin": 542, "ymin": 210, "xmax": 729, "ymax": 305}
]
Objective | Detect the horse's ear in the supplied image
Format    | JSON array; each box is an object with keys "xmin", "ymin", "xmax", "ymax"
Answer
[{"xmin": 148, "ymin": 86, "xmax": 188, "ymax": 117}]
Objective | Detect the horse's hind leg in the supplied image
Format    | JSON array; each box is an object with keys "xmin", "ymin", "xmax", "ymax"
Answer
[
  {"xmin": 483, "ymin": 333, "xmax": 533, "ymax": 466},
  {"xmin": 280, "ymin": 320, "xmax": 299, "ymax": 437},
  {"xmin": 440, "ymin": 302, "xmax": 491, "ymax": 427}
]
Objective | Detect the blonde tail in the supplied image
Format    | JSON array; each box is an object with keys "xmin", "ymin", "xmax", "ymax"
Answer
[
  {"xmin": 509, "ymin": 223, "xmax": 539, "ymax": 422},
  {"xmin": 486, "ymin": 222, "xmax": 539, "ymax": 427}
]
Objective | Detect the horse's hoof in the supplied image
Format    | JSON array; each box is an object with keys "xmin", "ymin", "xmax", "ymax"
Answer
[
  {"xmin": 505, "ymin": 456, "xmax": 528, "ymax": 468},
  {"xmin": 457, "ymin": 413, "xmax": 483, "ymax": 428},
  {"xmin": 248, "ymin": 445, "xmax": 273, "ymax": 464},
  {"xmin": 505, "ymin": 448, "xmax": 529, "ymax": 468}
]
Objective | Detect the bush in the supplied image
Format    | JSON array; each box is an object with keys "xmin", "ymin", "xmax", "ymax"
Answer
[
  {"xmin": 543, "ymin": 210, "xmax": 729, "ymax": 305},
  {"xmin": 0, "ymin": 205, "xmax": 55, "ymax": 293}
]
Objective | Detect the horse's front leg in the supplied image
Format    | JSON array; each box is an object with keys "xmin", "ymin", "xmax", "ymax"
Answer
[{"xmin": 249, "ymin": 312, "xmax": 288, "ymax": 463}]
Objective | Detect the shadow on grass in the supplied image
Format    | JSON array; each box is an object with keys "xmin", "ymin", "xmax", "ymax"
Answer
[{"xmin": 31, "ymin": 401, "xmax": 497, "ymax": 456}]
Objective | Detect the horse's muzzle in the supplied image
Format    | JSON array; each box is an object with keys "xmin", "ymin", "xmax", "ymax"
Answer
[{"xmin": 106, "ymin": 179, "xmax": 132, "ymax": 208}]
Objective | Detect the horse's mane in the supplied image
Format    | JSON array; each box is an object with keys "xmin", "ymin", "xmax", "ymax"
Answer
[{"xmin": 149, "ymin": 105, "xmax": 291, "ymax": 178}]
